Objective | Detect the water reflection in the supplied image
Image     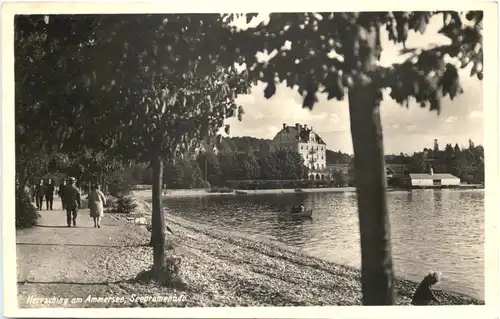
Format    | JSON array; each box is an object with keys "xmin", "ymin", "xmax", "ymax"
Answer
[{"xmin": 164, "ymin": 189, "xmax": 484, "ymax": 300}]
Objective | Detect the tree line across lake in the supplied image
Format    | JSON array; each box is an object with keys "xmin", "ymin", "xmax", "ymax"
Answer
[
  {"xmin": 386, "ymin": 139, "xmax": 484, "ymax": 184},
  {"xmin": 24, "ymin": 136, "xmax": 484, "ymax": 194},
  {"xmin": 134, "ymin": 136, "xmax": 485, "ymax": 189}
]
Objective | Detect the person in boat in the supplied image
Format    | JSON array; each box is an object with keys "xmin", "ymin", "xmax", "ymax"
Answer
[
  {"xmin": 292, "ymin": 204, "xmax": 306, "ymax": 213},
  {"xmin": 411, "ymin": 271, "xmax": 441, "ymax": 305}
]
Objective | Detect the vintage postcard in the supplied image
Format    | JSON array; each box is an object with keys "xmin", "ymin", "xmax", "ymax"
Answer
[{"xmin": 2, "ymin": 0, "xmax": 498, "ymax": 318}]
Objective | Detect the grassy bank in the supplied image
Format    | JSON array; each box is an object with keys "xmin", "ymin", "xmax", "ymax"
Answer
[{"xmin": 108, "ymin": 196, "xmax": 483, "ymax": 307}]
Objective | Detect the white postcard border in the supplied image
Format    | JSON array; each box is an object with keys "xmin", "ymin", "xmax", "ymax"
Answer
[{"xmin": 1, "ymin": 1, "xmax": 498, "ymax": 318}]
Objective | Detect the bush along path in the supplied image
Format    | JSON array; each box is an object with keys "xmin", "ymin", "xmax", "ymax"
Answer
[{"xmin": 16, "ymin": 197, "xmax": 484, "ymax": 308}]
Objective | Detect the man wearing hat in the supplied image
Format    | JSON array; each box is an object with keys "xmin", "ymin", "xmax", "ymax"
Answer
[{"xmin": 63, "ymin": 177, "xmax": 82, "ymax": 227}]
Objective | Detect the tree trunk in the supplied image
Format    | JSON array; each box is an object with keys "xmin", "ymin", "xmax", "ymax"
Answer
[
  {"xmin": 150, "ymin": 156, "xmax": 166, "ymax": 278},
  {"xmin": 348, "ymin": 84, "xmax": 395, "ymax": 305}
]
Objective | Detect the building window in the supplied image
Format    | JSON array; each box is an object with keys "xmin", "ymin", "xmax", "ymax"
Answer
[
  {"xmin": 301, "ymin": 146, "xmax": 303, "ymax": 150},
  {"xmin": 433, "ymin": 179, "xmax": 442, "ymax": 186}
]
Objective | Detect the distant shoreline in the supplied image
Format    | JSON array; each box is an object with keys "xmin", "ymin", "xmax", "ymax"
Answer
[
  {"xmin": 131, "ymin": 187, "xmax": 357, "ymax": 199},
  {"xmin": 130, "ymin": 185, "xmax": 484, "ymax": 199}
]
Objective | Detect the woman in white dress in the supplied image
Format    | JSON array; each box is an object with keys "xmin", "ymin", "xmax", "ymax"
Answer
[{"xmin": 88, "ymin": 184, "xmax": 107, "ymax": 228}]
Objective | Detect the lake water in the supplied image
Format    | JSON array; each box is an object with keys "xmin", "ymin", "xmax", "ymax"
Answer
[{"xmin": 164, "ymin": 189, "xmax": 484, "ymax": 300}]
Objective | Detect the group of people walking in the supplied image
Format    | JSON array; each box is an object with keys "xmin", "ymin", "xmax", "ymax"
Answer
[
  {"xmin": 32, "ymin": 178, "xmax": 57, "ymax": 210},
  {"xmin": 32, "ymin": 177, "xmax": 107, "ymax": 228}
]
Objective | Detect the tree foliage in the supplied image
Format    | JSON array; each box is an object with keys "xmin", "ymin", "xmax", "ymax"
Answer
[
  {"xmin": 82, "ymin": 15, "xmax": 250, "ymax": 162},
  {"xmin": 196, "ymin": 152, "xmax": 222, "ymax": 187},
  {"xmin": 14, "ymin": 15, "xmax": 124, "ymax": 190},
  {"xmin": 15, "ymin": 15, "xmax": 100, "ymax": 149},
  {"xmin": 222, "ymin": 12, "xmax": 482, "ymax": 112},
  {"xmin": 326, "ymin": 149, "xmax": 353, "ymax": 164},
  {"xmin": 164, "ymin": 158, "xmax": 206, "ymax": 189},
  {"xmin": 330, "ymin": 169, "xmax": 348, "ymax": 187}
]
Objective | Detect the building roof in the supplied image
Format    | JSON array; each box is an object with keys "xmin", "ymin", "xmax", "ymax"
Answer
[
  {"xmin": 409, "ymin": 173, "xmax": 459, "ymax": 180},
  {"xmin": 274, "ymin": 125, "xmax": 327, "ymax": 145}
]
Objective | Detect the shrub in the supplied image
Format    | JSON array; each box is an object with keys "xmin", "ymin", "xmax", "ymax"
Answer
[
  {"xmin": 108, "ymin": 195, "xmax": 137, "ymax": 214},
  {"xmin": 16, "ymin": 187, "xmax": 38, "ymax": 229},
  {"xmin": 105, "ymin": 196, "xmax": 117, "ymax": 210},
  {"xmin": 107, "ymin": 168, "xmax": 140, "ymax": 197}
]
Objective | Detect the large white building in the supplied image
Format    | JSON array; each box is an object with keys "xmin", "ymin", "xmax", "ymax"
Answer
[{"xmin": 271, "ymin": 123, "xmax": 328, "ymax": 179}]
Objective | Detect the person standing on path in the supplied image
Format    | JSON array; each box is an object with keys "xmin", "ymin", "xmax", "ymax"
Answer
[
  {"xmin": 44, "ymin": 178, "xmax": 55, "ymax": 210},
  {"xmin": 35, "ymin": 180, "xmax": 45, "ymax": 210},
  {"xmin": 88, "ymin": 184, "xmax": 107, "ymax": 228},
  {"xmin": 63, "ymin": 177, "xmax": 81, "ymax": 227},
  {"xmin": 58, "ymin": 179, "xmax": 67, "ymax": 210}
]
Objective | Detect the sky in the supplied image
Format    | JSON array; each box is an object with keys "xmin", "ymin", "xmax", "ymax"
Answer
[{"xmin": 220, "ymin": 13, "xmax": 484, "ymax": 155}]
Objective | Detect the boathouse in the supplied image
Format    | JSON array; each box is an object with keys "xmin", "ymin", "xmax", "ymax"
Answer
[
  {"xmin": 407, "ymin": 173, "xmax": 460, "ymax": 187},
  {"xmin": 400, "ymin": 166, "xmax": 460, "ymax": 188}
]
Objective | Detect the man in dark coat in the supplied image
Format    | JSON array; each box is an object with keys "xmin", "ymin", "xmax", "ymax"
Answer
[
  {"xmin": 63, "ymin": 177, "xmax": 81, "ymax": 227},
  {"xmin": 45, "ymin": 178, "xmax": 55, "ymax": 210},
  {"xmin": 35, "ymin": 180, "xmax": 45, "ymax": 210},
  {"xmin": 58, "ymin": 179, "xmax": 67, "ymax": 210}
]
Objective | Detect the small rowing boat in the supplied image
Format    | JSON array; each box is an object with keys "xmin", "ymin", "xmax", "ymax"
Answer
[
  {"xmin": 293, "ymin": 209, "xmax": 313, "ymax": 218},
  {"xmin": 235, "ymin": 190, "xmax": 248, "ymax": 195},
  {"xmin": 290, "ymin": 206, "xmax": 313, "ymax": 218}
]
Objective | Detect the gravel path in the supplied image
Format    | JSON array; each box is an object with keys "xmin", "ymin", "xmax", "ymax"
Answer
[{"xmin": 16, "ymin": 198, "xmax": 483, "ymax": 308}]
